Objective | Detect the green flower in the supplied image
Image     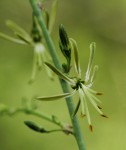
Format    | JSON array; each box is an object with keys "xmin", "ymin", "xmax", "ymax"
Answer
[{"xmin": 36, "ymin": 41, "xmax": 107, "ymax": 131}]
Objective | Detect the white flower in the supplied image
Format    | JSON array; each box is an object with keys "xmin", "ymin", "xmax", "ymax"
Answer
[
  {"xmin": 36, "ymin": 41, "xmax": 107, "ymax": 131},
  {"xmin": 0, "ymin": 20, "xmax": 54, "ymax": 83}
]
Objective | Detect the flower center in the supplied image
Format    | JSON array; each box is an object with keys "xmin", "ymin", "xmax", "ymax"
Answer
[{"xmin": 71, "ymin": 79, "xmax": 85, "ymax": 90}]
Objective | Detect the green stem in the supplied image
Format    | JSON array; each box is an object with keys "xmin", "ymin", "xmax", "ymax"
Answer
[
  {"xmin": 29, "ymin": 0, "xmax": 86, "ymax": 150},
  {"xmin": 11, "ymin": 107, "xmax": 64, "ymax": 128}
]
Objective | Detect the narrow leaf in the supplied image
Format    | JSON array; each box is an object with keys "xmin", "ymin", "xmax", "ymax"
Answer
[{"xmin": 45, "ymin": 62, "xmax": 75, "ymax": 85}]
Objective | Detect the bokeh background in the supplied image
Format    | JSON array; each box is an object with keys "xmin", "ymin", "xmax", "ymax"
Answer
[{"xmin": 0, "ymin": 0, "xmax": 126, "ymax": 150}]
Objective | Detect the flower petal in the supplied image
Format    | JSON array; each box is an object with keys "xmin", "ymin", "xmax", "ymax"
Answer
[
  {"xmin": 6, "ymin": 20, "xmax": 32, "ymax": 44},
  {"xmin": 36, "ymin": 90, "xmax": 76, "ymax": 101},
  {"xmin": 88, "ymin": 65, "xmax": 98, "ymax": 87},
  {"xmin": 85, "ymin": 87, "xmax": 102, "ymax": 103},
  {"xmin": 85, "ymin": 42, "xmax": 96, "ymax": 82},
  {"xmin": 48, "ymin": 0, "xmax": 57, "ymax": 34},
  {"xmin": 78, "ymin": 88, "xmax": 85, "ymax": 117},
  {"xmin": 70, "ymin": 38, "xmax": 81, "ymax": 78},
  {"xmin": 72, "ymin": 99, "xmax": 81, "ymax": 117},
  {"xmin": 45, "ymin": 62, "xmax": 75, "ymax": 85},
  {"xmin": 84, "ymin": 98, "xmax": 92, "ymax": 131},
  {"xmin": 0, "ymin": 32, "xmax": 26, "ymax": 44},
  {"xmin": 84, "ymin": 88, "xmax": 103, "ymax": 115},
  {"xmin": 29, "ymin": 51, "xmax": 38, "ymax": 84}
]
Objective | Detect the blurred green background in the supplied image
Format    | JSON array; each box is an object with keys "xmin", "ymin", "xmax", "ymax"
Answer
[{"xmin": 0, "ymin": 0, "xmax": 126, "ymax": 150}]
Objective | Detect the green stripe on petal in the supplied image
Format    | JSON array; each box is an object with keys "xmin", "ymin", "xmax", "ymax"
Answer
[
  {"xmin": 36, "ymin": 90, "xmax": 76, "ymax": 101},
  {"xmin": 85, "ymin": 42, "xmax": 96, "ymax": 82},
  {"xmin": 89, "ymin": 65, "xmax": 98, "ymax": 87},
  {"xmin": 84, "ymin": 98, "xmax": 92, "ymax": 131},
  {"xmin": 84, "ymin": 88, "xmax": 103, "ymax": 115},
  {"xmin": 78, "ymin": 88, "xmax": 85, "ymax": 117},
  {"xmin": 70, "ymin": 38, "xmax": 81, "ymax": 78},
  {"xmin": 45, "ymin": 62, "xmax": 75, "ymax": 86},
  {"xmin": 85, "ymin": 87, "xmax": 102, "ymax": 104}
]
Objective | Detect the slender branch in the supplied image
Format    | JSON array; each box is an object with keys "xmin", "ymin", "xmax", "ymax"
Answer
[
  {"xmin": 0, "ymin": 105, "xmax": 73, "ymax": 134},
  {"xmin": 29, "ymin": 0, "xmax": 86, "ymax": 150}
]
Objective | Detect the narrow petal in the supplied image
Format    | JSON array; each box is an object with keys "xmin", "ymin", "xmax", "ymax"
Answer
[
  {"xmin": 70, "ymin": 38, "xmax": 81, "ymax": 78},
  {"xmin": 36, "ymin": 90, "xmax": 76, "ymax": 101},
  {"xmin": 78, "ymin": 88, "xmax": 85, "ymax": 117},
  {"xmin": 84, "ymin": 97, "xmax": 92, "ymax": 131},
  {"xmin": 89, "ymin": 65, "xmax": 98, "ymax": 87},
  {"xmin": 0, "ymin": 32, "xmax": 26, "ymax": 44},
  {"xmin": 84, "ymin": 88, "xmax": 104, "ymax": 115},
  {"xmin": 45, "ymin": 62, "xmax": 75, "ymax": 86},
  {"xmin": 6, "ymin": 20, "xmax": 32, "ymax": 44},
  {"xmin": 48, "ymin": 0, "xmax": 57, "ymax": 34},
  {"xmin": 35, "ymin": 44, "xmax": 44, "ymax": 68},
  {"xmin": 29, "ymin": 51, "xmax": 38, "ymax": 84},
  {"xmin": 72, "ymin": 99, "xmax": 81, "ymax": 117},
  {"xmin": 85, "ymin": 42, "xmax": 96, "ymax": 82},
  {"xmin": 85, "ymin": 87, "xmax": 102, "ymax": 104},
  {"xmin": 37, "ymin": 53, "xmax": 43, "ymax": 69},
  {"xmin": 88, "ymin": 90, "xmax": 102, "ymax": 104}
]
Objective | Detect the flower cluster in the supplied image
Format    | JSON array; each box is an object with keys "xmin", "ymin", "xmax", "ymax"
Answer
[{"xmin": 36, "ymin": 25, "xmax": 107, "ymax": 131}]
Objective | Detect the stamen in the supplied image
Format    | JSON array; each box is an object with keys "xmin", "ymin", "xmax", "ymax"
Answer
[
  {"xmin": 101, "ymin": 114, "xmax": 108, "ymax": 118},
  {"xmin": 89, "ymin": 125, "xmax": 93, "ymax": 132}
]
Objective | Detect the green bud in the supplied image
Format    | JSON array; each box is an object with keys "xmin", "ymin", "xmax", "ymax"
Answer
[
  {"xmin": 24, "ymin": 121, "xmax": 40, "ymax": 132},
  {"xmin": 59, "ymin": 24, "xmax": 69, "ymax": 49},
  {"xmin": 59, "ymin": 25, "xmax": 71, "ymax": 73},
  {"xmin": 24, "ymin": 121, "xmax": 48, "ymax": 133}
]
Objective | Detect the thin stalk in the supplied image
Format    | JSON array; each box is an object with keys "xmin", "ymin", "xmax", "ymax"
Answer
[
  {"xmin": 9, "ymin": 107, "xmax": 64, "ymax": 128},
  {"xmin": 29, "ymin": 0, "xmax": 86, "ymax": 150}
]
